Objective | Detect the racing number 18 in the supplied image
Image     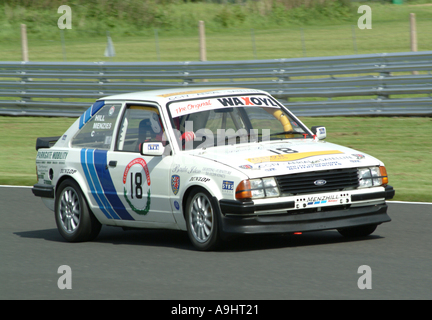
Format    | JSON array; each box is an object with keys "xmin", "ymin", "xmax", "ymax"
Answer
[
  {"xmin": 269, "ymin": 148, "xmax": 298, "ymax": 154},
  {"xmin": 130, "ymin": 172, "xmax": 143, "ymax": 199}
]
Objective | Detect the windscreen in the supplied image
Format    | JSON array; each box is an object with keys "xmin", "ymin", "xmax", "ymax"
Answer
[{"xmin": 168, "ymin": 94, "xmax": 310, "ymax": 150}]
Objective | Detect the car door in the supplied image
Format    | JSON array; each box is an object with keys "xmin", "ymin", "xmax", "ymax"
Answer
[
  {"xmin": 106, "ymin": 103, "xmax": 175, "ymax": 225},
  {"xmin": 72, "ymin": 101, "xmax": 131, "ymax": 224}
]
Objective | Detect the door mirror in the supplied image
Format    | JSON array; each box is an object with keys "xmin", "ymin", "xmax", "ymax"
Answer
[
  {"xmin": 140, "ymin": 142, "xmax": 165, "ymax": 156},
  {"xmin": 311, "ymin": 126, "xmax": 326, "ymax": 140}
]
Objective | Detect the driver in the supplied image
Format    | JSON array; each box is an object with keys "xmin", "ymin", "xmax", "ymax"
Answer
[{"xmin": 172, "ymin": 117, "xmax": 195, "ymax": 148}]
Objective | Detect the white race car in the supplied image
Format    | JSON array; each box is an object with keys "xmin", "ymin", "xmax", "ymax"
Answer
[{"xmin": 32, "ymin": 88, "xmax": 395, "ymax": 250}]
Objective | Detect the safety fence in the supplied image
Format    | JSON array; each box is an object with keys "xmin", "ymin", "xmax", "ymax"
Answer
[{"xmin": 1, "ymin": 51, "xmax": 432, "ymax": 117}]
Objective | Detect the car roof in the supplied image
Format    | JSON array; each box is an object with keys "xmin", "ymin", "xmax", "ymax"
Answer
[{"xmin": 100, "ymin": 87, "xmax": 268, "ymax": 104}]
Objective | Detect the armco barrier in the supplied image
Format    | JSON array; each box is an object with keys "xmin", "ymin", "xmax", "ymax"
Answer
[{"xmin": 1, "ymin": 51, "xmax": 432, "ymax": 117}]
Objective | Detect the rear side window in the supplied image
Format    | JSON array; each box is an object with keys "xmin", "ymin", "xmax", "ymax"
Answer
[{"xmin": 71, "ymin": 103, "xmax": 121, "ymax": 149}]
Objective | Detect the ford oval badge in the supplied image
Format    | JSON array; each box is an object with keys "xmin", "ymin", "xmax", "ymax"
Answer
[{"xmin": 314, "ymin": 179, "xmax": 327, "ymax": 186}]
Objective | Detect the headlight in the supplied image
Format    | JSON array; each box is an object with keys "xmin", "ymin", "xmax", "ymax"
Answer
[
  {"xmin": 358, "ymin": 166, "xmax": 388, "ymax": 188},
  {"xmin": 235, "ymin": 177, "xmax": 280, "ymax": 200},
  {"xmin": 262, "ymin": 178, "xmax": 280, "ymax": 197}
]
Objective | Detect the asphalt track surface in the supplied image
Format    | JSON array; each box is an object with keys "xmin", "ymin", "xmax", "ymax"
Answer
[{"xmin": 1, "ymin": 186, "xmax": 432, "ymax": 301}]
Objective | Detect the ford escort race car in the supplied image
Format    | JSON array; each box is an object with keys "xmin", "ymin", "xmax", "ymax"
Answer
[{"xmin": 32, "ymin": 87, "xmax": 395, "ymax": 250}]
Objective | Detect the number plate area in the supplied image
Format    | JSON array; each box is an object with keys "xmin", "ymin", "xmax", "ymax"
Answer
[{"xmin": 294, "ymin": 192, "xmax": 351, "ymax": 210}]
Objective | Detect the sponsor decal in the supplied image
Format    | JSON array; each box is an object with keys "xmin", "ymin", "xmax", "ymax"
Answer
[
  {"xmin": 295, "ymin": 193, "xmax": 350, "ymax": 209},
  {"xmin": 148, "ymin": 143, "xmax": 160, "ymax": 151},
  {"xmin": 171, "ymin": 175, "xmax": 180, "ymax": 195},
  {"xmin": 92, "ymin": 122, "xmax": 112, "ymax": 129},
  {"xmin": 123, "ymin": 158, "xmax": 151, "ymax": 215},
  {"xmin": 352, "ymin": 153, "xmax": 366, "ymax": 159},
  {"xmin": 285, "ymin": 155, "xmax": 354, "ymax": 171},
  {"xmin": 189, "ymin": 177, "xmax": 210, "ymax": 183},
  {"xmin": 60, "ymin": 168, "xmax": 77, "ymax": 175},
  {"xmin": 217, "ymin": 96, "xmax": 278, "ymax": 107},
  {"xmin": 239, "ymin": 164, "xmax": 253, "ymax": 169},
  {"xmin": 172, "ymin": 164, "xmax": 201, "ymax": 174},
  {"xmin": 222, "ymin": 180, "xmax": 234, "ymax": 192},
  {"xmin": 174, "ymin": 200, "xmax": 180, "ymax": 211},
  {"xmin": 202, "ymin": 167, "xmax": 231, "ymax": 178},
  {"xmin": 171, "ymin": 99, "xmax": 213, "ymax": 117},
  {"xmin": 104, "ymin": 136, "xmax": 112, "ymax": 145},
  {"xmin": 36, "ymin": 151, "xmax": 68, "ymax": 160},
  {"xmin": 247, "ymin": 150, "xmax": 344, "ymax": 164},
  {"xmin": 169, "ymin": 95, "xmax": 278, "ymax": 118},
  {"xmin": 307, "ymin": 194, "xmax": 339, "ymax": 202},
  {"xmin": 109, "ymin": 106, "xmax": 115, "ymax": 116}
]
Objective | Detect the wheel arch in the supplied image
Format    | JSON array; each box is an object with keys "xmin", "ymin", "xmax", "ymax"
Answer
[
  {"xmin": 181, "ymin": 183, "xmax": 221, "ymax": 220},
  {"xmin": 55, "ymin": 174, "xmax": 91, "ymax": 206},
  {"xmin": 181, "ymin": 185, "xmax": 200, "ymax": 220}
]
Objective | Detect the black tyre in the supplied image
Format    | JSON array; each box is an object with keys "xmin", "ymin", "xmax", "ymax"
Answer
[
  {"xmin": 337, "ymin": 224, "xmax": 377, "ymax": 238},
  {"xmin": 185, "ymin": 188, "xmax": 221, "ymax": 251},
  {"xmin": 55, "ymin": 179, "xmax": 101, "ymax": 242}
]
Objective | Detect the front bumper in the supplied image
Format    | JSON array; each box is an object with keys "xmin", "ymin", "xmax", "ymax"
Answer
[{"xmin": 217, "ymin": 185, "xmax": 394, "ymax": 236}]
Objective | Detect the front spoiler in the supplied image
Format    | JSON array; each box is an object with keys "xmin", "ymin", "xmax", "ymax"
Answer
[
  {"xmin": 219, "ymin": 203, "xmax": 390, "ymax": 235},
  {"xmin": 217, "ymin": 185, "xmax": 394, "ymax": 236}
]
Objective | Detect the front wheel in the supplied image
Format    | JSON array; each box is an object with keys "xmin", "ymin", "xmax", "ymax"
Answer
[
  {"xmin": 55, "ymin": 179, "xmax": 101, "ymax": 242},
  {"xmin": 185, "ymin": 188, "xmax": 221, "ymax": 251},
  {"xmin": 337, "ymin": 224, "xmax": 377, "ymax": 238}
]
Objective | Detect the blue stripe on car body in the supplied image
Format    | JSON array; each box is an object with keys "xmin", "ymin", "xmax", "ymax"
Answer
[
  {"xmin": 80, "ymin": 149, "xmax": 114, "ymax": 220},
  {"xmin": 86, "ymin": 149, "xmax": 121, "ymax": 220},
  {"xmin": 93, "ymin": 150, "xmax": 135, "ymax": 221}
]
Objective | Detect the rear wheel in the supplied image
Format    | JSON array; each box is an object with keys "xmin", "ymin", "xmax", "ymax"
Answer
[
  {"xmin": 185, "ymin": 188, "xmax": 221, "ymax": 251},
  {"xmin": 337, "ymin": 224, "xmax": 377, "ymax": 238},
  {"xmin": 55, "ymin": 179, "xmax": 101, "ymax": 242}
]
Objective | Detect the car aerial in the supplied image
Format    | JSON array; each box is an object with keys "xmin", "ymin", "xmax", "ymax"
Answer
[{"xmin": 32, "ymin": 87, "xmax": 395, "ymax": 250}]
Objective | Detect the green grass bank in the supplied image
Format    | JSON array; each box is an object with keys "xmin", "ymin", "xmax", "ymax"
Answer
[{"xmin": 1, "ymin": 1, "xmax": 432, "ymax": 61}]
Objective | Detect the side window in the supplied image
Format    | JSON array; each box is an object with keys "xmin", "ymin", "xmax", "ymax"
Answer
[
  {"xmin": 71, "ymin": 103, "xmax": 121, "ymax": 149},
  {"xmin": 116, "ymin": 105, "xmax": 165, "ymax": 152}
]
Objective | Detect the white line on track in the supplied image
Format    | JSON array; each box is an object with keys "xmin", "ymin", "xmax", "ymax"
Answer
[
  {"xmin": 0, "ymin": 185, "xmax": 32, "ymax": 188},
  {"xmin": 388, "ymin": 201, "xmax": 432, "ymax": 205}
]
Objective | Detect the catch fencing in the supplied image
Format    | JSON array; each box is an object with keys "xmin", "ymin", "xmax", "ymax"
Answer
[{"xmin": 1, "ymin": 51, "xmax": 432, "ymax": 117}]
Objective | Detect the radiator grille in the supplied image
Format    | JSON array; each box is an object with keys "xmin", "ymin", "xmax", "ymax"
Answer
[{"xmin": 275, "ymin": 168, "xmax": 359, "ymax": 195}]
